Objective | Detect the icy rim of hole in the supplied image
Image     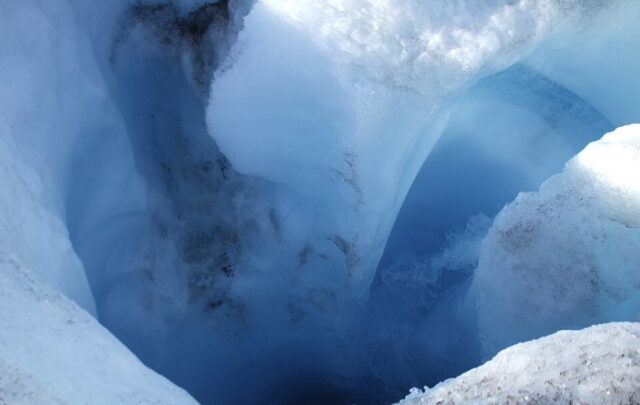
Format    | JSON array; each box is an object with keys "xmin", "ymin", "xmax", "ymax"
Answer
[{"xmin": 397, "ymin": 322, "xmax": 640, "ymax": 405}]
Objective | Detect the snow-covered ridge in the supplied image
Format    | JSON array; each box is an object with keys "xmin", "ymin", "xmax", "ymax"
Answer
[{"xmin": 397, "ymin": 322, "xmax": 640, "ymax": 405}]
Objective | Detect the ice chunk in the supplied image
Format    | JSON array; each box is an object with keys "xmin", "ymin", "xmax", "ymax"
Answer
[
  {"xmin": 473, "ymin": 124, "xmax": 640, "ymax": 357},
  {"xmin": 397, "ymin": 322, "xmax": 640, "ymax": 405}
]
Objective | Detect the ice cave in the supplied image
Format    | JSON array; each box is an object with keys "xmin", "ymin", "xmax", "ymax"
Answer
[{"xmin": 1, "ymin": 0, "xmax": 640, "ymax": 404}]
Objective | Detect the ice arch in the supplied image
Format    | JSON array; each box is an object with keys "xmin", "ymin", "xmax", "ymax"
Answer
[
  {"xmin": 207, "ymin": 0, "xmax": 640, "ymax": 314},
  {"xmin": 203, "ymin": 0, "xmax": 640, "ymax": 401},
  {"xmin": 473, "ymin": 124, "xmax": 640, "ymax": 359},
  {"xmin": 364, "ymin": 62, "xmax": 615, "ymax": 401}
]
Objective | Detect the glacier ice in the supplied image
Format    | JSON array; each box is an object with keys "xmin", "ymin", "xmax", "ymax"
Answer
[
  {"xmin": 1, "ymin": 0, "xmax": 640, "ymax": 404},
  {"xmin": 0, "ymin": 258, "xmax": 197, "ymax": 405},
  {"xmin": 473, "ymin": 124, "xmax": 640, "ymax": 358},
  {"xmin": 397, "ymin": 322, "xmax": 640, "ymax": 405},
  {"xmin": 383, "ymin": 63, "xmax": 613, "ymax": 269},
  {"xmin": 204, "ymin": 0, "xmax": 640, "ymax": 400},
  {"xmin": 0, "ymin": 0, "xmax": 146, "ymax": 315},
  {"xmin": 207, "ymin": 0, "xmax": 609, "ymax": 304}
]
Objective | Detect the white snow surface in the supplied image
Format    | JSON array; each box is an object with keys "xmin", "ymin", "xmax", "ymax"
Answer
[
  {"xmin": 0, "ymin": 258, "xmax": 197, "ymax": 405},
  {"xmin": 472, "ymin": 124, "xmax": 640, "ymax": 357},
  {"xmin": 397, "ymin": 322, "xmax": 640, "ymax": 405}
]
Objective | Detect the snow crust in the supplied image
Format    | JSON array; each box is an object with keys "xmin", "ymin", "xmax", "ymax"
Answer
[
  {"xmin": 397, "ymin": 322, "xmax": 640, "ymax": 405},
  {"xmin": 473, "ymin": 124, "xmax": 640, "ymax": 357}
]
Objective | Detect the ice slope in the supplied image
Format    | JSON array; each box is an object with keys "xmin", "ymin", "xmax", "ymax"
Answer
[
  {"xmin": 0, "ymin": 257, "xmax": 197, "ymax": 405},
  {"xmin": 473, "ymin": 124, "xmax": 640, "ymax": 358},
  {"xmin": 397, "ymin": 322, "xmax": 640, "ymax": 405}
]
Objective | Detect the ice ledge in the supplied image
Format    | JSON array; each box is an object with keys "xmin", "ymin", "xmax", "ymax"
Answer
[{"xmin": 397, "ymin": 322, "xmax": 640, "ymax": 405}]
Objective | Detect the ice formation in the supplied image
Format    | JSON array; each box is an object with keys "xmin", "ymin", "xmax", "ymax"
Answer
[
  {"xmin": 473, "ymin": 124, "xmax": 640, "ymax": 358},
  {"xmin": 207, "ymin": 0, "xmax": 613, "ymax": 304},
  {"xmin": 0, "ymin": 261, "xmax": 197, "ymax": 405},
  {"xmin": 397, "ymin": 322, "xmax": 640, "ymax": 405},
  {"xmin": 1, "ymin": 0, "xmax": 640, "ymax": 403}
]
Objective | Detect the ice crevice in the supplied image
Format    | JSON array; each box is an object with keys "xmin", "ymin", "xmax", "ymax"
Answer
[{"xmin": 1, "ymin": 0, "xmax": 640, "ymax": 404}]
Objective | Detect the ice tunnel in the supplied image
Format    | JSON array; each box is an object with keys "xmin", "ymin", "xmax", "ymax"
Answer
[{"xmin": 1, "ymin": 1, "xmax": 640, "ymax": 404}]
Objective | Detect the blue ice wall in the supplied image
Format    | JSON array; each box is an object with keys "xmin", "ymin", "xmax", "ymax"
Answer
[
  {"xmin": 2, "ymin": 1, "xmax": 640, "ymax": 405},
  {"xmin": 67, "ymin": 2, "xmax": 640, "ymax": 404}
]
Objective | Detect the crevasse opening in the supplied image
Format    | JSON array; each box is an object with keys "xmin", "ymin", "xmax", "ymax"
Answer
[
  {"xmin": 55, "ymin": 1, "xmax": 640, "ymax": 403},
  {"xmin": 2, "ymin": 1, "xmax": 640, "ymax": 404}
]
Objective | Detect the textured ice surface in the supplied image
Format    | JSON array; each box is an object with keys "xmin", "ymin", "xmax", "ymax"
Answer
[
  {"xmin": 0, "ymin": 0, "xmax": 145, "ymax": 314},
  {"xmin": 2, "ymin": 0, "xmax": 640, "ymax": 403},
  {"xmin": 473, "ymin": 124, "xmax": 640, "ymax": 358},
  {"xmin": 0, "ymin": 259, "xmax": 197, "ymax": 405},
  {"xmin": 205, "ymin": 1, "xmax": 639, "ymax": 400},
  {"xmin": 207, "ymin": 0, "xmax": 625, "ymax": 310},
  {"xmin": 397, "ymin": 322, "xmax": 640, "ymax": 405}
]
